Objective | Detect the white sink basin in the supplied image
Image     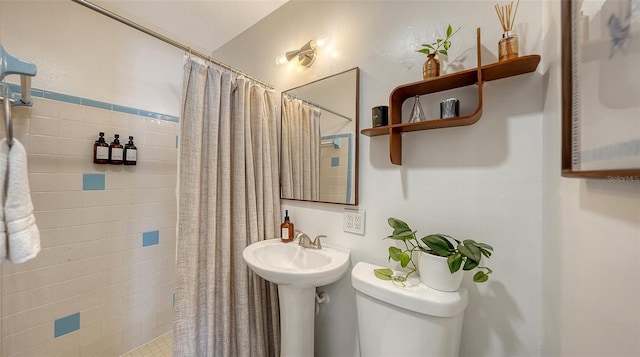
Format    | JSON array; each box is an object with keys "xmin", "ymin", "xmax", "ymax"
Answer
[
  {"xmin": 242, "ymin": 238, "xmax": 350, "ymax": 287},
  {"xmin": 243, "ymin": 238, "xmax": 351, "ymax": 357}
]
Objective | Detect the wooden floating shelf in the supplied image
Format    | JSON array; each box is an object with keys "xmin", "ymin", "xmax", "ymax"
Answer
[
  {"xmin": 361, "ymin": 55, "xmax": 540, "ymax": 138},
  {"xmin": 360, "ymin": 27, "xmax": 540, "ymax": 165}
]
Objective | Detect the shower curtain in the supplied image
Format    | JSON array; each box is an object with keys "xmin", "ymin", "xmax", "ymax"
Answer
[
  {"xmin": 174, "ymin": 58, "xmax": 281, "ymax": 357},
  {"xmin": 280, "ymin": 96, "xmax": 321, "ymax": 201}
]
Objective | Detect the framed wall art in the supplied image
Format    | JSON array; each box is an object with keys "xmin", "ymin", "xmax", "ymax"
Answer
[{"xmin": 561, "ymin": 0, "xmax": 640, "ymax": 179}]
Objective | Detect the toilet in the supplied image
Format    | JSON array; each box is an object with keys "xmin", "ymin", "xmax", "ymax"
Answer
[{"xmin": 351, "ymin": 261, "xmax": 468, "ymax": 356}]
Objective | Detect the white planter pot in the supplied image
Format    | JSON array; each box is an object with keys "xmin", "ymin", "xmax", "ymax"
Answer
[{"xmin": 418, "ymin": 251, "xmax": 464, "ymax": 292}]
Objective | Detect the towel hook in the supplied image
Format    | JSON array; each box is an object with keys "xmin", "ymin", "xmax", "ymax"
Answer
[{"xmin": 4, "ymin": 95, "xmax": 12, "ymax": 146}]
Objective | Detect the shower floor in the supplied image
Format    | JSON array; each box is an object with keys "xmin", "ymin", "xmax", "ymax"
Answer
[{"xmin": 121, "ymin": 331, "xmax": 173, "ymax": 357}]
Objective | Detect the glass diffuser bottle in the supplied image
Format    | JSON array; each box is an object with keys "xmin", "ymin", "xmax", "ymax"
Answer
[{"xmin": 495, "ymin": 0, "xmax": 520, "ymax": 62}]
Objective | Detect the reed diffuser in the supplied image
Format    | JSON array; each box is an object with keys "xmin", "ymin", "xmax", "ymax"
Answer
[{"xmin": 495, "ymin": 0, "xmax": 520, "ymax": 61}]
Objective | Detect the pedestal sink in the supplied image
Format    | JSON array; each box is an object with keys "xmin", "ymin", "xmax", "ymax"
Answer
[{"xmin": 243, "ymin": 238, "xmax": 350, "ymax": 357}]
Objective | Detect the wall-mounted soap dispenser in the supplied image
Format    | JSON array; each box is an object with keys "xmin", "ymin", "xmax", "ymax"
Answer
[
  {"xmin": 124, "ymin": 136, "xmax": 137, "ymax": 165},
  {"xmin": 93, "ymin": 132, "xmax": 109, "ymax": 164},
  {"xmin": 109, "ymin": 134, "xmax": 123, "ymax": 165}
]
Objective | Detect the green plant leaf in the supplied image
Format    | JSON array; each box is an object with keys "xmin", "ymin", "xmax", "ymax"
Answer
[
  {"xmin": 446, "ymin": 24, "xmax": 453, "ymax": 37},
  {"xmin": 438, "ymin": 50, "xmax": 447, "ymax": 56},
  {"xmin": 388, "ymin": 217, "xmax": 410, "ymax": 230},
  {"xmin": 463, "ymin": 257, "xmax": 479, "ymax": 270},
  {"xmin": 387, "ymin": 230, "xmax": 416, "ymax": 241},
  {"xmin": 448, "ymin": 253, "xmax": 463, "ymax": 273},
  {"xmin": 480, "ymin": 248, "xmax": 492, "ymax": 258},
  {"xmin": 399, "ymin": 252, "xmax": 411, "ymax": 268},
  {"xmin": 374, "ymin": 268, "xmax": 394, "ymax": 280},
  {"xmin": 458, "ymin": 243, "xmax": 481, "ymax": 263},
  {"xmin": 476, "ymin": 242, "xmax": 494, "ymax": 251},
  {"xmin": 422, "ymin": 235, "xmax": 452, "ymax": 256},
  {"xmin": 473, "ymin": 271, "xmax": 489, "ymax": 283},
  {"xmin": 443, "ymin": 41, "xmax": 451, "ymax": 50},
  {"xmin": 388, "ymin": 246, "xmax": 403, "ymax": 262}
]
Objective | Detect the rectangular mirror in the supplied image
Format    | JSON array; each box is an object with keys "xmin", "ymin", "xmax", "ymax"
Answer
[{"xmin": 281, "ymin": 67, "xmax": 359, "ymax": 205}]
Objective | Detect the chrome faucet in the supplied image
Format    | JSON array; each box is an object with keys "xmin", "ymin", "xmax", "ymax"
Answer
[{"xmin": 295, "ymin": 230, "xmax": 325, "ymax": 250}]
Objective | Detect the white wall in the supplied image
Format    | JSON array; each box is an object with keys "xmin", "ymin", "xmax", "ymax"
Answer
[
  {"xmin": 215, "ymin": 1, "xmax": 544, "ymax": 356},
  {"xmin": 542, "ymin": 2, "xmax": 640, "ymax": 356}
]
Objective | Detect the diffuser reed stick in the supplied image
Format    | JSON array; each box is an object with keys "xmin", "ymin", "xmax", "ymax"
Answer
[
  {"xmin": 494, "ymin": 0, "xmax": 520, "ymax": 32},
  {"xmin": 495, "ymin": 0, "xmax": 520, "ymax": 61}
]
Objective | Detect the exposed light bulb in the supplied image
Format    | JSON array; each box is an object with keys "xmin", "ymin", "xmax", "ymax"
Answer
[
  {"xmin": 274, "ymin": 54, "xmax": 288, "ymax": 65},
  {"xmin": 315, "ymin": 35, "xmax": 330, "ymax": 47}
]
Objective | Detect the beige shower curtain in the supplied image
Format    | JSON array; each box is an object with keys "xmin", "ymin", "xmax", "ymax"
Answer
[
  {"xmin": 174, "ymin": 59, "xmax": 281, "ymax": 357},
  {"xmin": 281, "ymin": 96, "xmax": 321, "ymax": 201}
]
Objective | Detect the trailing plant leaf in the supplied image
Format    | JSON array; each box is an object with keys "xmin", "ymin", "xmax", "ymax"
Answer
[
  {"xmin": 374, "ymin": 268, "xmax": 394, "ymax": 280},
  {"xmin": 457, "ymin": 244, "xmax": 479, "ymax": 263},
  {"xmin": 388, "ymin": 217, "xmax": 411, "ymax": 231},
  {"xmin": 422, "ymin": 234, "xmax": 453, "ymax": 256},
  {"xmin": 463, "ymin": 257, "xmax": 479, "ymax": 270},
  {"xmin": 388, "ymin": 246, "xmax": 403, "ymax": 262},
  {"xmin": 473, "ymin": 271, "xmax": 489, "ymax": 283},
  {"xmin": 386, "ymin": 230, "xmax": 416, "ymax": 241},
  {"xmin": 448, "ymin": 253, "xmax": 463, "ymax": 273}
]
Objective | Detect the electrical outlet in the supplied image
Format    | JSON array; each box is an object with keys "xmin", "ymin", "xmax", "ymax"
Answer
[{"xmin": 343, "ymin": 209, "xmax": 365, "ymax": 235}]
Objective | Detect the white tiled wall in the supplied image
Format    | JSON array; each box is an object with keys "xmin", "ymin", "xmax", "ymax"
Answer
[
  {"xmin": 1, "ymin": 97, "xmax": 177, "ymax": 356},
  {"xmin": 319, "ymin": 136, "xmax": 350, "ymax": 203}
]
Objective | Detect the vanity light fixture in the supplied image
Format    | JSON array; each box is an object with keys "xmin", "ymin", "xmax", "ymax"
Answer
[{"xmin": 275, "ymin": 35, "xmax": 329, "ymax": 68}]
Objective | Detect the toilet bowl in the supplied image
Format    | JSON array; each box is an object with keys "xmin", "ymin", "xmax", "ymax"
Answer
[{"xmin": 351, "ymin": 261, "xmax": 468, "ymax": 357}]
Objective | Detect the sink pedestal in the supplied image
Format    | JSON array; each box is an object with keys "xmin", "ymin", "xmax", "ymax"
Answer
[
  {"xmin": 278, "ymin": 285, "xmax": 315, "ymax": 357},
  {"xmin": 242, "ymin": 239, "xmax": 350, "ymax": 357}
]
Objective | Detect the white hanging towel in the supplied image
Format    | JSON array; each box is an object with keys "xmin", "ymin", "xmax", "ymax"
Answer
[
  {"xmin": 0, "ymin": 139, "xmax": 8, "ymax": 261},
  {"xmin": 5, "ymin": 138, "xmax": 40, "ymax": 263}
]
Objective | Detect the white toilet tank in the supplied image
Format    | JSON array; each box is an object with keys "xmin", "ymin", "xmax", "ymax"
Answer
[{"xmin": 351, "ymin": 261, "xmax": 468, "ymax": 357}]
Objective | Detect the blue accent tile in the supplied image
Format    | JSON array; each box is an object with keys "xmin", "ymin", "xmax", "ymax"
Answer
[
  {"xmin": 139, "ymin": 110, "xmax": 163, "ymax": 120},
  {"xmin": 113, "ymin": 104, "xmax": 139, "ymax": 116},
  {"xmin": 164, "ymin": 115, "xmax": 180, "ymax": 123},
  {"xmin": 143, "ymin": 230, "xmax": 160, "ymax": 247},
  {"xmin": 83, "ymin": 174, "xmax": 105, "ymax": 191},
  {"xmin": 30, "ymin": 88, "xmax": 45, "ymax": 98},
  {"xmin": 44, "ymin": 91, "xmax": 82, "ymax": 104},
  {"xmin": 82, "ymin": 98, "xmax": 112, "ymax": 110},
  {"xmin": 331, "ymin": 157, "xmax": 340, "ymax": 167},
  {"xmin": 54, "ymin": 313, "xmax": 80, "ymax": 338},
  {"xmin": 12, "ymin": 85, "xmax": 179, "ymax": 123},
  {"xmin": 176, "ymin": 135, "xmax": 179, "ymax": 149}
]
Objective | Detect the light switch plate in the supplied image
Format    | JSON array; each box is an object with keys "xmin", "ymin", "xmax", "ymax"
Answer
[{"xmin": 343, "ymin": 209, "xmax": 365, "ymax": 235}]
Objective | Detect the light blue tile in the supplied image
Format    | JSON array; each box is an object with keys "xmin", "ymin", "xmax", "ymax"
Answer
[
  {"xmin": 159, "ymin": 114, "xmax": 180, "ymax": 122},
  {"xmin": 44, "ymin": 91, "xmax": 82, "ymax": 105},
  {"xmin": 143, "ymin": 230, "xmax": 159, "ymax": 247},
  {"xmin": 139, "ymin": 110, "xmax": 163, "ymax": 120},
  {"xmin": 54, "ymin": 312, "xmax": 80, "ymax": 338},
  {"xmin": 176, "ymin": 136, "xmax": 179, "ymax": 149},
  {"xmin": 331, "ymin": 157, "xmax": 340, "ymax": 167},
  {"xmin": 113, "ymin": 104, "xmax": 139, "ymax": 116},
  {"xmin": 82, "ymin": 98, "xmax": 112, "ymax": 110},
  {"xmin": 83, "ymin": 173, "xmax": 105, "ymax": 191},
  {"xmin": 23, "ymin": 85, "xmax": 178, "ymax": 123}
]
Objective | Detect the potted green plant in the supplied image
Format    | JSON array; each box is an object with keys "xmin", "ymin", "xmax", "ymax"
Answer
[
  {"xmin": 374, "ymin": 217, "xmax": 493, "ymax": 291},
  {"xmin": 417, "ymin": 24, "xmax": 461, "ymax": 79}
]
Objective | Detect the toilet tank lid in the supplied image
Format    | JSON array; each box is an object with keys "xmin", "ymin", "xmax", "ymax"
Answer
[{"xmin": 351, "ymin": 261, "xmax": 468, "ymax": 317}]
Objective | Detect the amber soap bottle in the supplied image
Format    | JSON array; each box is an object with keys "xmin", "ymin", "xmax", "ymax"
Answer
[
  {"xmin": 109, "ymin": 134, "xmax": 124, "ymax": 165},
  {"xmin": 280, "ymin": 210, "xmax": 294, "ymax": 243},
  {"xmin": 124, "ymin": 136, "xmax": 137, "ymax": 165},
  {"xmin": 93, "ymin": 132, "xmax": 109, "ymax": 164}
]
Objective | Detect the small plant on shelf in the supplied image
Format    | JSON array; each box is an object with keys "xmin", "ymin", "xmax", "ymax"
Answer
[
  {"xmin": 374, "ymin": 217, "xmax": 494, "ymax": 284},
  {"xmin": 417, "ymin": 24, "xmax": 461, "ymax": 56}
]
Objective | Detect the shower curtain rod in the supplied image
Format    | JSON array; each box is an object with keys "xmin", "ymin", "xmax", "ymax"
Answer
[
  {"xmin": 284, "ymin": 92, "xmax": 352, "ymax": 122},
  {"xmin": 70, "ymin": 0, "xmax": 274, "ymax": 89}
]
